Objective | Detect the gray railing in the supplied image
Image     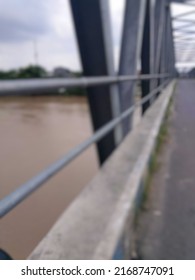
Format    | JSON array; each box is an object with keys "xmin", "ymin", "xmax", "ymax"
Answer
[
  {"xmin": 0, "ymin": 74, "xmax": 169, "ymax": 95},
  {"xmin": 0, "ymin": 0, "xmax": 177, "ymax": 221},
  {"xmin": 0, "ymin": 74, "xmax": 172, "ymax": 218}
]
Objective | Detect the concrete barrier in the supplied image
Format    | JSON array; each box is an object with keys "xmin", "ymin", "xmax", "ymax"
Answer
[{"xmin": 29, "ymin": 80, "xmax": 176, "ymax": 260}]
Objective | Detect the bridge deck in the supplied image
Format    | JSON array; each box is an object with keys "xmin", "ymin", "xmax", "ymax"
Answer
[{"xmin": 137, "ymin": 79, "xmax": 195, "ymax": 259}]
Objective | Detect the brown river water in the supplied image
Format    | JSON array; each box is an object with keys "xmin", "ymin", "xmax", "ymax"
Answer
[{"xmin": 0, "ymin": 96, "xmax": 98, "ymax": 259}]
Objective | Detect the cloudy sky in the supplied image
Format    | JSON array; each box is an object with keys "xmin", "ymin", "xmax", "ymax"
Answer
[
  {"xmin": 0, "ymin": 0, "xmax": 194, "ymax": 71},
  {"xmin": 0, "ymin": 0, "xmax": 126, "ymax": 71}
]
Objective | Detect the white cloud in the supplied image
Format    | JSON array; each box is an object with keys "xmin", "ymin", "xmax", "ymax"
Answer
[
  {"xmin": 1, "ymin": 0, "xmax": 194, "ymax": 72},
  {"xmin": 0, "ymin": 0, "xmax": 125, "ymax": 71}
]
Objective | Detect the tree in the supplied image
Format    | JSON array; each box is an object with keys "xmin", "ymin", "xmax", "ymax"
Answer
[{"xmin": 17, "ymin": 65, "xmax": 47, "ymax": 78}]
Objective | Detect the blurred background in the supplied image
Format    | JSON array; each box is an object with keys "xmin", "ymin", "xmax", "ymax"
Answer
[{"xmin": 0, "ymin": 0, "xmax": 194, "ymax": 259}]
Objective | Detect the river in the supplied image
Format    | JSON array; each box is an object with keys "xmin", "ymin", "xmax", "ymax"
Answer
[{"xmin": 0, "ymin": 96, "xmax": 98, "ymax": 259}]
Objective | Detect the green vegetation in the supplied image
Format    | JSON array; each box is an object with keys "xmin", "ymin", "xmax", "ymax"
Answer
[
  {"xmin": 16, "ymin": 65, "xmax": 47, "ymax": 79},
  {"xmin": 0, "ymin": 65, "xmax": 86, "ymax": 96},
  {"xmin": 0, "ymin": 65, "xmax": 47, "ymax": 79}
]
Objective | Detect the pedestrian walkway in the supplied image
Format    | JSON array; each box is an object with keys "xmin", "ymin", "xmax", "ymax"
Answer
[{"xmin": 136, "ymin": 80, "xmax": 195, "ymax": 260}]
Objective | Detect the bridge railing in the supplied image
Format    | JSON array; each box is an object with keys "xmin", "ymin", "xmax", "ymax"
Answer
[
  {"xmin": 0, "ymin": 74, "xmax": 169, "ymax": 95},
  {"xmin": 0, "ymin": 74, "xmax": 172, "ymax": 218}
]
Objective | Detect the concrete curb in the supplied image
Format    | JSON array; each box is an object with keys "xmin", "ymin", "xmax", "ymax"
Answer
[
  {"xmin": 94, "ymin": 80, "xmax": 176, "ymax": 259},
  {"xmin": 29, "ymin": 80, "xmax": 176, "ymax": 260}
]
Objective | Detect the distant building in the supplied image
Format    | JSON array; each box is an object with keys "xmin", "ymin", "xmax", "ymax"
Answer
[{"xmin": 53, "ymin": 67, "xmax": 73, "ymax": 78}]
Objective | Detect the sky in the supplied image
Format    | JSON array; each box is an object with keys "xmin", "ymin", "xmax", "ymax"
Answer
[
  {"xmin": 171, "ymin": 1, "xmax": 195, "ymax": 70},
  {"xmin": 0, "ymin": 0, "xmax": 125, "ymax": 71},
  {"xmin": 0, "ymin": 0, "xmax": 195, "ymax": 72}
]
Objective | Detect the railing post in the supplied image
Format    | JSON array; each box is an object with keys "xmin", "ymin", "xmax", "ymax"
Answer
[
  {"xmin": 69, "ymin": 0, "xmax": 122, "ymax": 165},
  {"xmin": 154, "ymin": 0, "xmax": 166, "ymax": 95},
  {"xmin": 150, "ymin": 0, "xmax": 155, "ymax": 93},
  {"xmin": 164, "ymin": 1, "xmax": 176, "ymax": 79},
  {"xmin": 119, "ymin": 0, "xmax": 146, "ymax": 136},
  {"xmin": 167, "ymin": 5, "xmax": 176, "ymax": 76},
  {"xmin": 141, "ymin": 0, "xmax": 151, "ymax": 114},
  {"xmin": 159, "ymin": 3, "xmax": 167, "ymax": 86}
]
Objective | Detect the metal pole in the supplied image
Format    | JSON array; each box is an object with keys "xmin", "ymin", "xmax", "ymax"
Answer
[
  {"xmin": 155, "ymin": 0, "xmax": 166, "ymax": 95},
  {"xmin": 0, "ymin": 79, "xmax": 171, "ymax": 219},
  {"xmin": 141, "ymin": 0, "xmax": 151, "ymax": 114},
  {"xmin": 0, "ymin": 74, "xmax": 169, "ymax": 95},
  {"xmin": 118, "ymin": 0, "xmax": 146, "ymax": 136},
  {"xmin": 174, "ymin": 22, "xmax": 195, "ymax": 31},
  {"xmin": 165, "ymin": 4, "xmax": 171, "ymax": 78},
  {"xmin": 168, "ymin": 6, "xmax": 176, "ymax": 75},
  {"xmin": 70, "ymin": 0, "xmax": 119, "ymax": 164},
  {"xmin": 165, "ymin": 3, "xmax": 176, "ymax": 76},
  {"xmin": 173, "ymin": 18, "xmax": 195, "ymax": 24},
  {"xmin": 99, "ymin": 0, "xmax": 123, "ymax": 146},
  {"xmin": 172, "ymin": 9, "xmax": 195, "ymax": 19},
  {"xmin": 159, "ymin": 1, "xmax": 167, "ymax": 86},
  {"xmin": 150, "ymin": 0, "xmax": 155, "ymax": 93}
]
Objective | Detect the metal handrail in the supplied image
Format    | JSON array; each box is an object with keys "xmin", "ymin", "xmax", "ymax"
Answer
[
  {"xmin": 0, "ymin": 78, "xmax": 171, "ymax": 218},
  {"xmin": 0, "ymin": 73, "xmax": 169, "ymax": 95}
]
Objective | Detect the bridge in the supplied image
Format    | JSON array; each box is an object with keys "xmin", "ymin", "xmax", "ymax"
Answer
[{"xmin": 0, "ymin": 0, "xmax": 195, "ymax": 259}]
